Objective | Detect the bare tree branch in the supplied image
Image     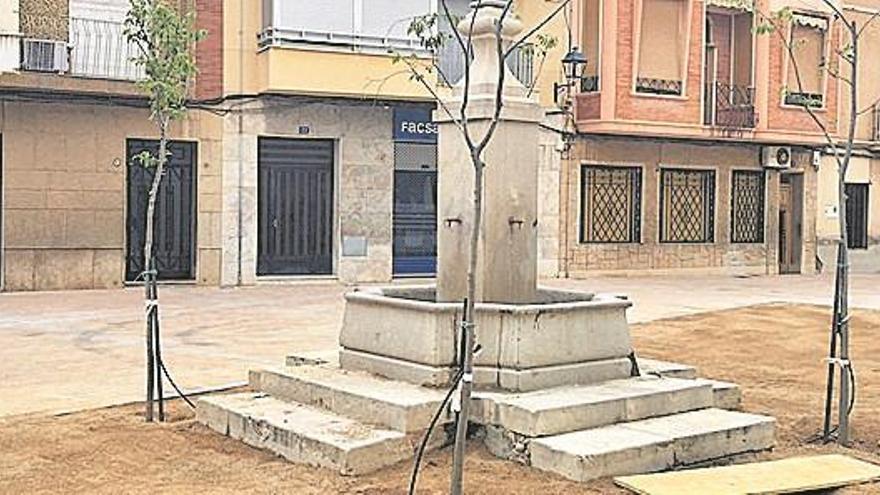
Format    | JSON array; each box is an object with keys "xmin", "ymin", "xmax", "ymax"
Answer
[
  {"xmin": 475, "ymin": 2, "xmax": 513, "ymax": 153},
  {"xmin": 368, "ymin": 61, "xmax": 467, "ymax": 135},
  {"xmin": 756, "ymin": 9, "xmax": 843, "ymax": 168},
  {"xmin": 505, "ymin": 0, "xmax": 571, "ymax": 58},
  {"xmin": 855, "ymin": 9, "xmax": 880, "ymax": 38}
]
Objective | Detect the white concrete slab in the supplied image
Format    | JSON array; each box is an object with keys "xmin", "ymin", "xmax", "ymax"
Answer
[
  {"xmin": 251, "ymin": 365, "xmax": 447, "ymax": 432},
  {"xmin": 478, "ymin": 376, "xmax": 714, "ymax": 436},
  {"xmin": 196, "ymin": 392, "xmax": 419, "ymax": 475},
  {"xmin": 529, "ymin": 408, "xmax": 775, "ymax": 482}
]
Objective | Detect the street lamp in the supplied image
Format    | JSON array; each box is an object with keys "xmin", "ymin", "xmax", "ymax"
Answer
[{"xmin": 554, "ymin": 46, "xmax": 587, "ymax": 106}]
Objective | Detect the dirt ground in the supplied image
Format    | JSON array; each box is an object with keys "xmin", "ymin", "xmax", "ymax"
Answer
[{"xmin": 2, "ymin": 303, "xmax": 879, "ymax": 494}]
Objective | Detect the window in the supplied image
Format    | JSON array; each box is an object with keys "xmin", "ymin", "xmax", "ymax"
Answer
[
  {"xmin": 581, "ymin": 0, "xmax": 602, "ymax": 92},
  {"xmin": 581, "ymin": 165, "xmax": 642, "ymax": 243},
  {"xmin": 68, "ymin": 0, "xmax": 142, "ymax": 80},
  {"xmin": 660, "ymin": 168, "xmax": 716, "ymax": 243},
  {"xmin": 636, "ymin": 0, "xmax": 688, "ymax": 95},
  {"xmin": 846, "ymin": 183, "xmax": 869, "ymax": 249},
  {"xmin": 730, "ymin": 170, "xmax": 766, "ymax": 243},
  {"xmin": 785, "ymin": 14, "xmax": 827, "ymax": 107},
  {"xmin": 262, "ymin": 0, "xmax": 433, "ymax": 51}
]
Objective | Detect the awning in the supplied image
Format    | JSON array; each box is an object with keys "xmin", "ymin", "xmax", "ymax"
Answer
[
  {"xmin": 706, "ymin": 0, "xmax": 754, "ymax": 11},
  {"xmin": 793, "ymin": 13, "xmax": 829, "ymax": 30}
]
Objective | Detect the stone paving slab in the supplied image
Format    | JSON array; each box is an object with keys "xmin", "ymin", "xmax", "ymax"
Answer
[
  {"xmin": 196, "ymin": 392, "xmax": 416, "ymax": 475},
  {"xmin": 251, "ymin": 365, "xmax": 447, "ymax": 432},
  {"xmin": 529, "ymin": 408, "xmax": 776, "ymax": 482},
  {"xmin": 476, "ymin": 376, "xmax": 714, "ymax": 437}
]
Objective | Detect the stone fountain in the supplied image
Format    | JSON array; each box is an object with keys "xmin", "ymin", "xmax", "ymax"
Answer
[{"xmin": 197, "ymin": 1, "xmax": 776, "ymax": 482}]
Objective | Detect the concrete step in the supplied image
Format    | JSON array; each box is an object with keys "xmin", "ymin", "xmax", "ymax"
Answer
[
  {"xmin": 529, "ymin": 408, "xmax": 775, "ymax": 482},
  {"xmin": 696, "ymin": 378, "xmax": 742, "ymax": 410},
  {"xmin": 475, "ymin": 375, "xmax": 714, "ymax": 437},
  {"xmin": 196, "ymin": 392, "xmax": 428, "ymax": 475},
  {"xmin": 638, "ymin": 358, "xmax": 741, "ymax": 408},
  {"xmin": 250, "ymin": 365, "xmax": 447, "ymax": 433},
  {"xmin": 639, "ymin": 358, "xmax": 698, "ymax": 379}
]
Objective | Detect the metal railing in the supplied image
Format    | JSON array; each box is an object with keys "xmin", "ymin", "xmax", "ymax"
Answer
[
  {"xmin": 705, "ymin": 82, "xmax": 756, "ymax": 129},
  {"xmin": 69, "ymin": 17, "xmax": 143, "ymax": 81},
  {"xmin": 437, "ymin": 42, "xmax": 535, "ymax": 87}
]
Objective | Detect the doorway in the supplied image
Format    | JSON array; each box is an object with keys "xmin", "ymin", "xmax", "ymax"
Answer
[
  {"xmin": 779, "ymin": 173, "xmax": 804, "ymax": 274},
  {"xmin": 126, "ymin": 139, "xmax": 197, "ymax": 282},
  {"xmin": 845, "ymin": 183, "xmax": 869, "ymax": 249},
  {"xmin": 257, "ymin": 137, "xmax": 335, "ymax": 276}
]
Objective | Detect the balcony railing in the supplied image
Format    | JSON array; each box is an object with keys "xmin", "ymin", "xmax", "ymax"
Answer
[
  {"xmin": 705, "ymin": 82, "xmax": 756, "ymax": 129},
  {"xmin": 69, "ymin": 17, "xmax": 143, "ymax": 81},
  {"xmin": 581, "ymin": 75, "xmax": 599, "ymax": 93},
  {"xmin": 437, "ymin": 42, "xmax": 535, "ymax": 88}
]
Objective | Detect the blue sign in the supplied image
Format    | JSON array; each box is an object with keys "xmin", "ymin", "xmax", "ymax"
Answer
[{"xmin": 393, "ymin": 107, "xmax": 438, "ymax": 144}]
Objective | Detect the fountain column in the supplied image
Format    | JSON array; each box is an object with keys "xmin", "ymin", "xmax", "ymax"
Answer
[{"xmin": 435, "ymin": 1, "xmax": 544, "ymax": 304}]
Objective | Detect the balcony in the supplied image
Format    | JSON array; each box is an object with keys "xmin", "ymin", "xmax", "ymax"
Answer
[
  {"xmin": 260, "ymin": 0, "xmax": 432, "ymax": 55},
  {"xmin": 437, "ymin": 42, "xmax": 536, "ymax": 88},
  {"xmin": 704, "ymin": 82, "xmax": 756, "ymax": 129},
  {"xmin": 69, "ymin": 17, "xmax": 143, "ymax": 81}
]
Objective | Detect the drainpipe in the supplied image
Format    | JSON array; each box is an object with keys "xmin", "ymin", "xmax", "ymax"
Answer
[{"xmin": 235, "ymin": 0, "xmax": 245, "ymax": 286}]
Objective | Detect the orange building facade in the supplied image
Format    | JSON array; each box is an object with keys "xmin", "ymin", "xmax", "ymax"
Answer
[{"xmin": 554, "ymin": 0, "xmax": 875, "ymax": 276}]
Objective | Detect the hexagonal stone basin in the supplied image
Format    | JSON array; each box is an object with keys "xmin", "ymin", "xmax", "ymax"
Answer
[{"xmin": 339, "ymin": 286, "xmax": 636, "ymax": 392}]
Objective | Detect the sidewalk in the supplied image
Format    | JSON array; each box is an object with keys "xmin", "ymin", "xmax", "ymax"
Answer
[{"xmin": 1, "ymin": 273, "xmax": 877, "ymax": 417}]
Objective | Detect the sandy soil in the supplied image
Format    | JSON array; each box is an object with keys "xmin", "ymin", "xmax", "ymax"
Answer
[{"xmin": 1, "ymin": 303, "xmax": 879, "ymax": 494}]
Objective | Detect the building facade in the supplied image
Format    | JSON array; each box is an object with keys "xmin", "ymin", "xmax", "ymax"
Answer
[
  {"xmin": 0, "ymin": 0, "xmax": 225, "ymax": 291},
  {"xmin": 553, "ymin": 0, "xmax": 877, "ymax": 276},
  {"xmin": 814, "ymin": 1, "xmax": 880, "ymax": 273},
  {"xmin": 2, "ymin": 0, "xmax": 877, "ymax": 292},
  {"xmin": 216, "ymin": 0, "xmax": 568, "ymax": 286}
]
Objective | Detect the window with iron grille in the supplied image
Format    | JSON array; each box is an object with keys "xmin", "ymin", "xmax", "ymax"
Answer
[
  {"xmin": 730, "ymin": 170, "xmax": 766, "ymax": 243},
  {"xmin": 660, "ymin": 168, "xmax": 716, "ymax": 243},
  {"xmin": 580, "ymin": 165, "xmax": 642, "ymax": 243}
]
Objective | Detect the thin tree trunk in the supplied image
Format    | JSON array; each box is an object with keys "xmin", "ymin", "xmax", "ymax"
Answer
[
  {"xmin": 822, "ymin": 246, "xmax": 841, "ymax": 439},
  {"xmin": 143, "ymin": 117, "xmax": 169, "ymax": 422},
  {"xmin": 450, "ymin": 155, "xmax": 485, "ymax": 495},
  {"xmin": 836, "ymin": 21, "xmax": 858, "ymax": 446}
]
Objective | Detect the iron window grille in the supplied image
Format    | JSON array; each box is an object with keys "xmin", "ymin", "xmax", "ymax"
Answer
[
  {"xmin": 660, "ymin": 168, "xmax": 716, "ymax": 243},
  {"xmin": 581, "ymin": 75, "xmax": 600, "ymax": 93},
  {"xmin": 730, "ymin": 170, "xmax": 766, "ymax": 244},
  {"xmin": 580, "ymin": 165, "xmax": 642, "ymax": 243},
  {"xmin": 635, "ymin": 77, "xmax": 683, "ymax": 96}
]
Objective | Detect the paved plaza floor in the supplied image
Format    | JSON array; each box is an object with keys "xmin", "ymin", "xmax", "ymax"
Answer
[{"xmin": 1, "ymin": 273, "xmax": 878, "ymax": 417}]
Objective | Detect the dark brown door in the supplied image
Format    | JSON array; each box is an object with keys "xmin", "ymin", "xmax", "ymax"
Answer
[
  {"xmin": 126, "ymin": 139, "xmax": 197, "ymax": 282},
  {"xmin": 846, "ymin": 183, "xmax": 869, "ymax": 249},
  {"xmin": 257, "ymin": 137, "xmax": 334, "ymax": 276},
  {"xmin": 779, "ymin": 174, "xmax": 803, "ymax": 274}
]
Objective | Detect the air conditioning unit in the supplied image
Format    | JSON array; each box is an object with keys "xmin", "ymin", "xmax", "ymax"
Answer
[
  {"xmin": 763, "ymin": 146, "xmax": 792, "ymax": 169},
  {"xmin": 21, "ymin": 39, "xmax": 69, "ymax": 73}
]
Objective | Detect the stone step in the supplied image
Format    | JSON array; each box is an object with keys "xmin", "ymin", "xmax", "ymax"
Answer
[
  {"xmin": 475, "ymin": 375, "xmax": 714, "ymax": 437},
  {"xmin": 196, "ymin": 392, "xmax": 428, "ymax": 475},
  {"xmin": 529, "ymin": 408, "xmax": 776, "ymax": 482},
  {"xmin": 639, "ymin": 358, "xmax": 698, "ymax": 379},
  {"xmin": 697, "ymin": 378, "xmax": 742, "ymax": 410},
  {"xmin": 250, "ymin": 365, "xmax": 448, "ymax": 433}
]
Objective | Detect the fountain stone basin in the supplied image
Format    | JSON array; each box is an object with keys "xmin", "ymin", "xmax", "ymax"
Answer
[{"xmin": 339, "ymin": 286, "xmax": 635, "ymax": 392}]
